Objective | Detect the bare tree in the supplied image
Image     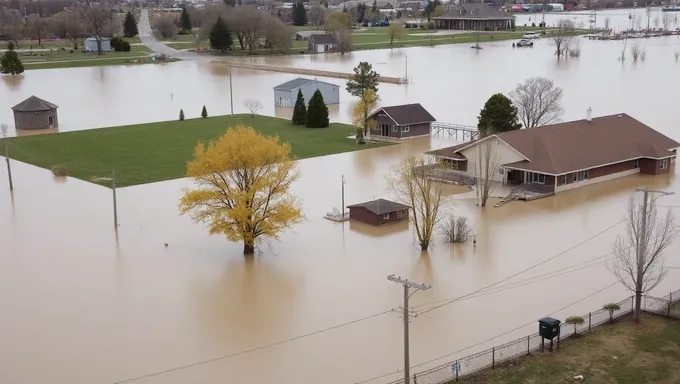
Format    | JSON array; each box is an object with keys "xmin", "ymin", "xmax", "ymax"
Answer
[
  {"xmin": 387, "ymin": 21, "xmax": 404, "ymax": 46},
  {"xmin": 653, "ymin": 14, "xmax": 660, "ymax": 30},
  {"xmin": 50, "ymin": 12, "xmax": 84, "ymax": 40},
  {"xmin": 604, "ymin": 17, "xmax": 610, "ymax": 31},
  {"xmin": 76, "ymin": 3, "xmax": 114, "ymax": 54},
  {"xmin": 631, "ymin": 43, "xmax": 642, "ymax": 61},
  {"xmin": 662, "ymin": 13, "xmax": 672, "ymax": 31},
  {"xmin": 26, "ymin": 14, "xmax": 49, "ymax": 46},
  {"xmin": 335, "ymin": 28, "xmax": 354, "ymax": 55},
  {"xmin": 473, "ymin": 138, "xmax": 500, "ymax": 207},
  {"xmin": 387, "ymin": 155, "xmax": 444, "ymax": 251},
  {"xmin": 509, "ymin": 77, "xmax": 564, "ymax": 128},
  {"xmin": 264, "ymin": 18, "xmax": 293, "ymax": 53},
  {"xmin": 633, "ymin": 14, "xmax": 642, "ymax": 30},
  {"xmin": 308, "ymin": 3, "xmax": 327, "ymax": 28},
  {"xmin": 244, "ymin": 99, "xmax": 262, "ymax": 116},
  {"xmin": 610, "ymin": 193, "xmax": 678, "ymax": 322},
  {"xmin": 325, "ymin": 11, "xmax": 353, "ymax": 55},
  {"xmin": 153, "ymin": 15, "xmax": 178, "ymax": 38},
  {"xmin": 441, "ymin": 215, "xmax": 473, "ymax": 244},
  {"xmin": 242, "ymin": 6, "xmax": 266, "ymax": 52},
  {"xmin": 552, "ymin": 19, "xmax": 575, "ymax": 58}
]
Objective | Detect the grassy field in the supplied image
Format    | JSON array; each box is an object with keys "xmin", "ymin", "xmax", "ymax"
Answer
[
  {"xmin": 462, "ymin": 315, "xmax": 680, "ymax": 384},
  {"xmin": 1, "ymin": 36, "xmax": 141, "ymax": 50},
  {"xmin": 2, "ymin": 115, "xmax": 370, "ymax": 187},
  {"xmin": 24, "ymin": 57, "xmax": 180, "ymax": 70}
]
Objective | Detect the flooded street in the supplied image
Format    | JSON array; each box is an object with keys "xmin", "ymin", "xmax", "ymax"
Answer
[{"xmin": 2, "ymin": 9, "xmax": 680, "ymax": 384}]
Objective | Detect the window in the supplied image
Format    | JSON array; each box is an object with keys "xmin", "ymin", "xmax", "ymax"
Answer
[
  {"xmin": 573, "ymin": 172, "xmax": 578, "ymax": 182},
  {"xmin": 402, "ymin": 126, "xmax": 410, "ymax": 132},
  {"xmin": 393, "ymin": 126, "xmax": 398, "ymax": 132},
  {"xmin": 498, "ymin": 168, "xmax": 504, "ymax": 175},
  {"xmin": 660, "ymin": 158, "xmax": 669, "ymax": 169},
  {"xmin": 382, "ymin": 213, "xmax": 390, "ymax": 220},
  {"xmin": 633, "ymin": 159, "xmax": 639, "ymax": 169},
  {"xmin": 561, "ymin": 175, "xmax": 567, "ymax": 185},
  {"xmin": 583, "ymin": 169, "xmax": 589, "ymax": 180},
  {"xmin": 531, "ymin": 172, "xmax": 545, "ymax": 184}
]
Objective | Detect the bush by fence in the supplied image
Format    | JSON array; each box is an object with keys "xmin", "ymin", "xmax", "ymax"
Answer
[{"xmin": 387, "ymin": 289, "xmax": 680, "ymax": 384}]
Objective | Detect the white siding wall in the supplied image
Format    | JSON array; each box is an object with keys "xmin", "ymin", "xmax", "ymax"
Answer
[
  {"xmin": 300, "ymin": 81, "xmax": 341, "ymax": 105},
  {"xmin": 460, "ymin": 137, "xmax": 525, "ymax": 182}
]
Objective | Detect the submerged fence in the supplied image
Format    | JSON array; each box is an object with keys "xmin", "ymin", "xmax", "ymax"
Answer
[{"xmin": 387, "ymin": 289, "xmax": 680, "ymax": 384}]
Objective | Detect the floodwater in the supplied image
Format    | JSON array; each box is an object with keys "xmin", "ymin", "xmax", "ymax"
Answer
[{"xmin": 3, "ymin": 10, "xmax": 680, "ymax": 384}]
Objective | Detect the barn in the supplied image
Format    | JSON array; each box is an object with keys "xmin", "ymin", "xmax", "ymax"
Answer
[{"xmin": 273, "ymin": 78, "xmax": 340, "ymax": 107}]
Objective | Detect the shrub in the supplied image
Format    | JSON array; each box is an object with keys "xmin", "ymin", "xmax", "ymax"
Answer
[
  {"xmin": 355, "ymin": 127, "xmax": 365, "ymax": 144},
  {"xmin": 201, "ymin": 105, "xmax": 208, "ymax": 118},
  {"xmin": 179, "ymin": 109, "xmax": 185, "ymax": 121},
  {"xmin": 120, "ymin": 41, "xmax": 131, "ymax": 52},
  {"xmin": 441, "ymin": 215, "xmax": 472, "ymax": 243},
  {"xmin": 602, "ymin": 303, "xmax": 621, "ymax": 322},
  {"xmin": 51, "ymin": 165, "xmax": 68, "ymax": 177},
  {"xmin": 565, "ymin": 316, "xmax": 585, "ymax": 336},
  {"xmin": 110, "ymin": 37, "xmax": 124, "ymax": 51}
]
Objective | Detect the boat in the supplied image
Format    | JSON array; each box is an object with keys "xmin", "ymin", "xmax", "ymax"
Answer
[{"xmin": 662, "ymin": 5, "xmax": 680, "ymax": 11}]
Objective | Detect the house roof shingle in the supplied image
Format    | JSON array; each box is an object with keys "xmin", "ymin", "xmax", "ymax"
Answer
[
  {"xmin": 347, "ymin": 199, "xmax": 410, "ymax": 215},
  {"xmin": 435, "ymin": 3, "xmax": 514, "ymax": 20},
  {"xmin": 11, "ymin": 96, "xmax": 58, "ymax": 112},
  {"xmin": 371, "ymin": 103, "xmax": 436, "ymax": 126},
  {"xmin": 273, "ymin": 77, "xmax": 338, "ymax": 91},
  {"xmin": 310, "ymin": 34, "xmax": 337, "ymax": 45},
  {"xmin": 429, "ymin": 114, "xmax": 680, "ymax": 175}
]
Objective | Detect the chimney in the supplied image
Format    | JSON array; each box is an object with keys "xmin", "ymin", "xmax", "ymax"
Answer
[{"xmin": 586, "ymin": 106, "xmax": 592, "ymax": 122}]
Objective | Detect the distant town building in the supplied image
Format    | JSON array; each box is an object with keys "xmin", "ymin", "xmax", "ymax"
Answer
[
  {"xmin": 347, "ymin": 199, "xmax": 410, "ymax": 226},
  {"xmin": 427, "ymin": 113, "xmax": 679, "ymax": 194},
  {"xmin": 12, "ymin": 96, "xmax": 59, "ymax": 130},
  {"xmin": 84, "ymin": 37, "xmax": 111, "ymax": 52},
  {"xmin": 434, "ymin": 3, "xmax": 515, "ymax": 31},
  {"xmin": 273, "ymin": 78, "xmax": 340, "ymax": 107},
  {"xmin": 308, "ymin": 34, "xmax": 338, "ymax": 53},
  {"xmin": 368, "ymin": 103, "xmax": 436, "ymax": 139}
]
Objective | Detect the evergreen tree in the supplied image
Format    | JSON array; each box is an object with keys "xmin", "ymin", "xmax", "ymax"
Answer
[
  {"xmin": 291, "ymin": 89, "xmax": 307, "ymax": 125},
  {"xmin": 306, "ymin": 90, "xmax": 329, "ymax": 128},
  {"xmin": 201, "ymin": 105, "xmax": 208, "ymax": 118},
  {"xmin": 0, "ymin": 43, "xmax": 24, "ymax": 75},
  {"xmin": 209, "ymin": 16, "xmax": 233, "ymax": 53},
  {"xmin": 180, "ymin": 7, "xmax": 192, "ymax": 33},
  {"xmin": 123, "ymin": 11, "xmax": 139, "ymax": 37},
  {"xmin": 292, "ymin": 2, "xmax": 308, "ymax": 26},
  {"xmin": 179, "ymin": 109, "xmax": 185, "ymax": 121},
  {"xmin": 346, "ymin": 61, "xmax": 379, "ymax": 98},
  {"xmin": 477, "ymin": 93, "xmax": 522, "ymax": 137}
]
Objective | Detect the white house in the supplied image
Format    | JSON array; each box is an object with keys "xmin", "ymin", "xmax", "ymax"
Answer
[
  {"xmin": 84, "ymin": 37, "xmax": 111, "ymax": 52},
  {"xmin": 273, "ymin": 78, "xmax": 340, "ymax": 107}
]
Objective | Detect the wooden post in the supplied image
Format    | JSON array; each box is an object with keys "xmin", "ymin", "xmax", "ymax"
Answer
[
  {"xmin": 492, "ymin": 347, "xmax": 495, "ymax": 369},
  {"xmin": 455, "ymin": 360, "xmax": 459, "ymax": 381},
  {"xmin": 589, "ymin": 312, "xmax": 592, "ymax": 331},
  {"xmin": 527, "ymin": 335, "xmax": 530, "ymax": 356},
  {"xmin": 669, "ymin": 292, "xmax": 673, "ymax": 318},
  {"xmin": 3, "ymin": 137, "xmax": 13, "ymax": 191},
  {"xmin": 112, "ymin": 169, "xmax": 118, "ymax": 229}
]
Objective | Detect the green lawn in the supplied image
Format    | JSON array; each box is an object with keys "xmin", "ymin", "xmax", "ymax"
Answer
[
  {"xmin": 2, "ymin": 115, "xmax": 370, "ymax": 187},
  {"xmin": 23, "ymin": 57, "xmax": 179, "ymax": 70},
  {"xmin": 461, "ymin": 314, "xmax": 680, "ymax": 384}
]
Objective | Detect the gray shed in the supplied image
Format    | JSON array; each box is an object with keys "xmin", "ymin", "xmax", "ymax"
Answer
[
  {"xmin": 11, "ymin": 96, "xmax": 59, "ymax": 130},
  {"xmin": 273, "ymin": 78, "xmax": 340, "ymax": 107}
]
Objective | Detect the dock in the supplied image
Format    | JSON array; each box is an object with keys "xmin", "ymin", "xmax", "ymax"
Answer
[{"xmin": 219, "ymin": 60, "xmax": 407, "ymax": 84}]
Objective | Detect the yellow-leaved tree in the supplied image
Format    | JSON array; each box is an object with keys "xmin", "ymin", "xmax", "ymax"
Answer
[
  {"xmin": 179, "ymin": 125, "xmax": 304, "ymax": 255},
  {"xmin": 352, "ymin": 89, "xmax": 379, "ymax": 136}
]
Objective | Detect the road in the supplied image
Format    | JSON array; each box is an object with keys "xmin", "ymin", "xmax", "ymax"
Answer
[{"xmin": 138, "ymin": 8, "xmax": 204, "ymax": 60}]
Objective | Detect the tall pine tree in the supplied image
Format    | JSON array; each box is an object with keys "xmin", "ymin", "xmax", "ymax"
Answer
[
  {"xmin": 291, "ymin": 90, "xmax": 307, "ymax": 125},
  {"xmin": 346, "ymin": 62, "xmax": 379, "ymax": 98},
  {"xmin": 477, "ymin": 93, "xmax": 522, "ymax": 137},
  {"xmin": 0, "ymin": 44, "xmax": 24, "ymax": 75},
  {"xmin": 209, "ymin": 16, "xmax": 233, "ymax": 53},
  {"xmin": 292, "ymin": 2, "xmax": 307, "ymax": 26},
  {"xmin": 180, "ymin": 7, "xmax": 192, "ymax": 33},
  {"xmin": 123, "ymin": 11, "xmax": 138, "ymax": 37},
  {"xmin": 306, "ymin": 90, "xmax": 329, "ymax": 128}
]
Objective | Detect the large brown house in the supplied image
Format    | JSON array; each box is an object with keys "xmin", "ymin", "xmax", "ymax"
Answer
[
  {"xmin": 434, "ymin": 3, "xmax": 515, "ymax": 31},
  {"xmin": 427, "ymin": 114, "xmax": 679, "ymax": 194},
  {"xmin": 368, "ymin": 103, "xmax": 436, "ymax": 139},
  {"xmin": 347, "ymin": 199, "xmax": 410, "ymax": 226}
]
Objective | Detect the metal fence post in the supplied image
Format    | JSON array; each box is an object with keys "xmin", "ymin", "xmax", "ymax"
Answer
[
  {"xmin": 527, "ymin": 335, "xmax": 530, "ymax": 356},
  {"xmin": 455, "ymin": 360, "xmax": 459, "ymax": 381},
  {"xmin": 669, "ymin": 292, "xmax": 673, "ymax": 318},
  {"xmin": 589, "ymin": 312, "xmax": 592, "ymax": 331},
  {"xmin": 492, "ymin": 347, "xmax": 495, "ymax": 369},
  {"xmin": 631, "ymin": 296, "xmax": 634, "ymax": 313},
  {"xmin": 413, "ymin": 373, "xmax": 417, "ymax": 384}
]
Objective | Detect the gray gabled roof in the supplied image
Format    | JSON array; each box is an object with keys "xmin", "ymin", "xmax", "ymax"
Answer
[
  {"xmin": 273, "ymin": 78, "xmax": 339, "ymax": 91},
  {"xmin": 310, "ymin": 34, "xmax": 338, "ymax": 45},
  {"xmin": 370, "ymin": 103, "xmax": 436, "ymax": 126},
  {"xmin": 435, "ymin": 3, "xmax": 514, "ymax": 20},
  {"xmin": 11, "ymin": 96, "xmax": 58, "ymax": 112},
  {"xmin": 347, "ymin": 198, "xmax": 410, "ymax": 215}
]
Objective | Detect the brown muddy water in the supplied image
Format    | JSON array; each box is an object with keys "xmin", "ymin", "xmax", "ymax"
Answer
[{"xmin": 2, "ymin": 17, "xmax": 680, "ymax": 384}]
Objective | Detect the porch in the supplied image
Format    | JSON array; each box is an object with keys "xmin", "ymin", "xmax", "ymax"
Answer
[{"xmin": 503, "ymin": 169, "xmax": 556, "ymax": 187}]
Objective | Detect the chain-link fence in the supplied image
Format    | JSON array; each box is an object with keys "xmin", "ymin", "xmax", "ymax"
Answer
[{"xmin": 385, "ymin": 292, "xmax": 680, "ymax": 384}]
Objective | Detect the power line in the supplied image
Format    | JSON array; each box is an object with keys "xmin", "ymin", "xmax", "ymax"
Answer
[
  {"xmin": 412, "ymin": 219, "xmax": 624, "ymax": 315},
  {"xmin": 110, "ymin": 310, "xmax": 391, "ymax": 384},
  {"xmin": 353, "ymin": 281, "xmax": 619, "ymax": 384}
]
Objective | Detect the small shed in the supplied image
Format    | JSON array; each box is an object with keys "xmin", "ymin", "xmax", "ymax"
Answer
[
  {"xmin": 11, "ymin": 96, "xmax": 59, "ymax": 130},
  {"xmin": 368, "ymin": 103, "xmax": 436, "ymax": 139},
  {"xmin": 273, "ymin": 78, "xmax": 340, "ymax": 107},
  {"xmin": 347, "ymin": 198, "xmax": 410, "ymax": 226},
  {"xmin": 84, "ymin": 37, "xmax": 111, "ymax": 52},
  {"xmin": 308, "ymin": 34, "xmax": 337, "ymax": 53},
  {"xmin": 295, "ymin": 30, "xmax": 327, "ymax": 41}
]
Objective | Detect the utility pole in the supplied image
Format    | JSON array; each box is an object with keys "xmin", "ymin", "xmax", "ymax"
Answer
[
  {"xmin": 634, "ymin": 187, "xmax": 673, "ymax": 318},
  {"xmin": 112, "ymin": 169, "xmax": 118, "ymax": 229},
  {"xmin": 229, "ymin": 65, "xmax": 234, "ymax": 115},
  {"xmin": 1, "ymin": 124, "xmax": 13, "ymax": 191},
  {"xmin": 387, "ymin": 274, "xmax": 431, "ymax": 384}
]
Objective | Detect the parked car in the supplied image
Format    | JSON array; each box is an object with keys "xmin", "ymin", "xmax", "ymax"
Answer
[
  {"xmin": 523, "ymin": 31, "xmax": 541, "ymax": 39},
  {"xmin": 516, "ymin": 39, "xmax": 534, "ymax": 47}
]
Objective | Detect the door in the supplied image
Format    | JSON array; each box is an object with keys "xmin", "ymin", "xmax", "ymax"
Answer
[
  {"xmin": 48, "ymin": 116, "xmax": 54, "ymax": 127},
  {"xmin": 381, "ymin": 124, "xmax": 389, "ymax": 136}
]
